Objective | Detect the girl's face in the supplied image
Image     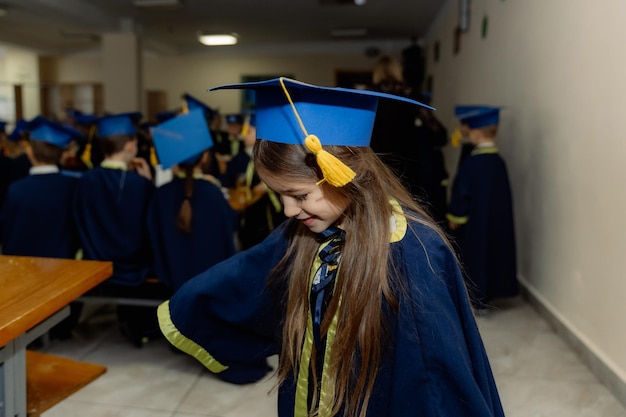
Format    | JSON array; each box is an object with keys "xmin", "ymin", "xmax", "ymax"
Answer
[{"xmin": 262, "ymin": 175, "xmax": 349, "ymax": 234}]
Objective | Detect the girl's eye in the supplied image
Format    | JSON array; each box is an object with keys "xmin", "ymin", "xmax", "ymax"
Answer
[{"xmin": 294, "ymin": 194, "xmax": 308, "ymax": 202}]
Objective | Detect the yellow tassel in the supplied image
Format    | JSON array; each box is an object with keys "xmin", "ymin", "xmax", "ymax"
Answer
[
  {"xmin": 182, "ymin": 101, "xmax": 189, "ymax": 114},
  {"xmin": 150, "ymin": 145, "xmax": 158, "ymax": 166},
  {"xmin": 451, "ymin": 128, "xmax": 462, "ymax": 148},
  {"xmin": 305, "ymin": 135, "xmax": 355, "ymax": 187},
  {"xmin": 81, "ymin": 142, "xmax": 93, "ymax": 169}
]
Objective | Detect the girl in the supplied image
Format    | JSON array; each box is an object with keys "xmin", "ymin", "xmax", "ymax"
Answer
[
  {"xmin": 147, "ymin": 109, "xmax": 238, "ymax": 291},
  {"xmin": 158, "ymin": 78, "xmax": 505, "ymax": 417}
]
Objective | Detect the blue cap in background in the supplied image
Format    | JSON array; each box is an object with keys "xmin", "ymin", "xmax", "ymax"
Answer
[
  {"xmin": 151, "ymin": 109, "xmax": 214, "ymax": 169},
  {"xmin": 454, "ymin": 105, "xmax": 502, "ymax": 129},
  {"xmin": 156, "ymin": 110, "xmax": 178, "ymax": 124},
  {"xmin": 182, "ymin": 93, "xmax": 216, "ymax": 119},
  {"xmin": 225, "ymin": 113, "xmax": 243, "ymax": 125},
  {"xmin": 97, "ymin": 112, "xmax": 142, "ymax": 137},
  {"xmin": 209, "ymin": 77, "xmax": 432, "ymax": 147},
  {"xmin": 74, "ymin": 113, "xmax": 97, "ymax": 127},
  {"xmin": 30, "ymin": 119, "xmax": 82, "ymax": 148},
  {"xmin": 8, "ymin": 119, "xmax": 29, "ymax": 141}
]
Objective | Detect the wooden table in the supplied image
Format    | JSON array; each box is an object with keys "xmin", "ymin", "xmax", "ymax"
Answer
[{"xmin": 0, "ymin": 255, "xmax": 112, "ymax": 417}]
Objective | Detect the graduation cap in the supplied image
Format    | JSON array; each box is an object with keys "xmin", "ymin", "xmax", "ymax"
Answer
[
  {"xmin": 225, "ymin": 113, "xmax": 243, "ymax": 125},
  {"xmin": 151, "ymin": 109, "xmax": 214, "ymax": 169},
  {"xmin": 182, "ymin": 93, "xmax": 217, "ymax": 119},
  {"xmin": 156, "ymin": 111, "xmax": 178, "ymax": 123},
  {"xmin": 74, "ymin": 113, "xmax": 97, "ymax": 127},
  {"xmin": 8, "ymin": 119, "xmax": 29, "ymax": 141},
  {"xmin": 208, "ymin": 77, "xmax": 432, "ymax": 186},
  {"xmin": 30, "ymin": 119, "xmax": 82, "ymax": 148},
  {"xmin": 454, "ymin": 105, "xmax": 502, "ymax": 129},
  {"xmin": 65, "ymin": 108, "xmax": 83, "ymax": 120},
  {"xmin": 96, "ymin": 112, "xmax": 142, "ymax": 137}
]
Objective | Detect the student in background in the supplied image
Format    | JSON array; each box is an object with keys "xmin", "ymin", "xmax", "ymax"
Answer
[
  {"xmin": 73, "ymin": 112, "xmax": 161, "ymax": 346},
  {"xmin": 0, "ymin": 120, "xmax": 10, "ymax": 212},
  {"xmin": 233, "ymin": 114, "xmax": 285, "ymax": 250},
  {"xmin": 158, "ymin": 78, "xmax": 504, "ymax": 417},
  {"xmin": 447, "ymin": 106, "xmax": 518, "ymax": 313},
  {"xmin": 0, "ymin": 118, "xmax": 83, "ymax": 339},
  {"xmin": 147, "ymin": 109, "xmax": 237, "ymax": 291},
  {"xmin": 4, "ymin": 119, "xmax": 33, "ymax": 185},
  {"xmin": 215, "ymin": 113, "xmax": 244, "ymax": 179}
]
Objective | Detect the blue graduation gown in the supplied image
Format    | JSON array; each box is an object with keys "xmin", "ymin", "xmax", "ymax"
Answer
[
  {"xmin": 73, "ymin": 166, "xmax": 154, "ymax": 286},
  {"xmin": 158, "ymin": 214, "xmax": 505, "ymax": 416},
  {"xmin": 0, "ymin": 154, "xmax": 11, "ymax": 211},
  {"xmin": 146, "ymin": 177, "xmax": 238, "ymax": 291},
  {"xmin": 447, "ymin": 148, "xmax": 518, "ymax": 305},
  {"xmin": 1, "ymin": 172, "xmax": 80, "ymax": 258}
]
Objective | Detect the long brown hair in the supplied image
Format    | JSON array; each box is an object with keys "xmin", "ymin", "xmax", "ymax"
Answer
[
  {"xmin": 176, "ymin": 163, "xmax": 196, "ymax": 234},
  {"xmin": 255, "ymin": 140, "xmax": 449, "ymax": 417}
]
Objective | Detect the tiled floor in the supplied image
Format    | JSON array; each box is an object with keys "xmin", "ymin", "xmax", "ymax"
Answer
[{"xmin": 38, "ymin": 297, "xmax": 626, "ymax": 417}]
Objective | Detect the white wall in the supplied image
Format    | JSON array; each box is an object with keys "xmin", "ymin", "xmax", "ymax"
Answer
[
  {"xmin": 0, "ymin": 45, "xmax": 41, "ymax": 124},
  {"xmin": 55, "ymin": 42, "xmax": 406, "ymax": 115},
  {"xmin": 427, "ymin": 0, "xmax": 626, "ymax": 384}
]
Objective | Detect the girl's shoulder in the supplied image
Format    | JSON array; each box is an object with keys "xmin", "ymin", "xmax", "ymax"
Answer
[{"xmin": 393, "ymin": 205, "xmax": 456, "ymax": 264}]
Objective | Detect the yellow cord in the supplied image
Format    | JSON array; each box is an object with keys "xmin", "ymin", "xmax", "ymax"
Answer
[
  {"xmin": 81, "ymin": 124, "xmax": 96, "ymax": 169},
  {"xmin": 278, "ymin": 77, "xmax": 356, "ymax": 187}
]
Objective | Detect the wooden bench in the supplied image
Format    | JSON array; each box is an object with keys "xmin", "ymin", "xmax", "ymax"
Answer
[{"xmin": 26, "ymin": 350, "xmax": 107, "ymax": 417}]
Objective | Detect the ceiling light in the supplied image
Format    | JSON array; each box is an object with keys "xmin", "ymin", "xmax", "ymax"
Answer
[
  {"xmin": 198, "ymin": 33, "xmax": 238, "ymax": 46},
  {"xmin": 354, "ymin": 0, "xmax": 366, "ymax": 5}
]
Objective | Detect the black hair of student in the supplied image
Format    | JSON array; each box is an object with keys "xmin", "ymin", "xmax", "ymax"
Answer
[
  {"xmin": 98, "ymin": 134, "xmax": 135, "ymax": 157},
  {"xmin": 29, "ymin": 139, "xmax": 64, "ymax": 165}
]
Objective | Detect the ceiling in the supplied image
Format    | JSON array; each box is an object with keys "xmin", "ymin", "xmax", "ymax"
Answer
[{"xmin": 0, "ymin": 0, "xmax": 447, "ymax": 55}]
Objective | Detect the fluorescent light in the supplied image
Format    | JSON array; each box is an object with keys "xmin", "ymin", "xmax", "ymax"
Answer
[{"xmin": 198, "ymin": 33, "xmax": 238, "ymax": 46}]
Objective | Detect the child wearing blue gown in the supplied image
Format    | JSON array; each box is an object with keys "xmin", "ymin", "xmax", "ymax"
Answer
[
  {"xmin": 158, "ymin": 78, "xmax": 505, "ymax": 417},
  {"xmin": 73, "ymin": 112, "xmax": 163, "ymax": 346},
  {"xmin": 447, "ymin": 106, "xmax": 518, "ymax": 312},
  {"xmin": 1, "ymin": 118, "xmax": 84, "ymax": 338},
  {"xmin": 147, "ymin": 109, "xmax": 237, "ymax": 291}
]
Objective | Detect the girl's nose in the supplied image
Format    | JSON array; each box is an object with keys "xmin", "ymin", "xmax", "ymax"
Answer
[{"xmin": 282, "ymin": 198, "xmax": 301, "ymax": 218}]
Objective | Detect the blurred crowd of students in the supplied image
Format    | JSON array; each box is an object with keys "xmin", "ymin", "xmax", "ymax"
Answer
[{"xmin": 0, "ymin": 93, "xmax": 287, "ymax": 345}]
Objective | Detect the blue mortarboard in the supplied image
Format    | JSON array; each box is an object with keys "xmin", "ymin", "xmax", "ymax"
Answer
[
  {"xmin": 454, "ymin": 105, "xmax": 502, "ymax": 129},
  {"xmin": 74, "ymin": 113, "xmax": 97, "ymax": 127},
  {"xmin": 66, "ymin": 108, "xmax": 83, "ymax": 120},
  {"xmin": 96, "ymin": 112, "xmax": 142, "ymax": 137},
  {"xmin": 151, "ymin": 109, "xmax": 214, "ymax": 169},
  {"xmin": 225, "ymin": 113, "xmax": 243, "ymax": 125},
  {"xmin": 30, "ymin": 119, "xmax": 81, "ymax": 148},
  {"xmin": 209, "ymin": 77, "xmax": 432, "ymax": 147},
  {"xmin": 182, "ymin": 93, "xmax": 216, "ymax": 118},
  {"xmin": 156, "ymin": 111, "xmax": 178, "ymax": 124},
  {"xmin": 209, "ymin": 77, "xmax": 431, "ymax": 187},
  {"xmin": 8, "ymin": 119, "xmax": 30, "ymax": 141}
]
